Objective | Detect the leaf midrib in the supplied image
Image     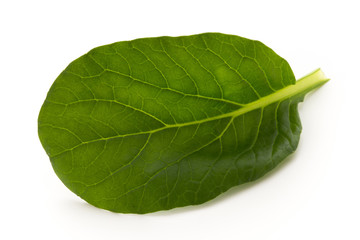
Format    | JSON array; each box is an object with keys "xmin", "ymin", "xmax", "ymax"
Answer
[{"xmin": 48, "ymin": 69, "xmax": 328, "ymax": 158}]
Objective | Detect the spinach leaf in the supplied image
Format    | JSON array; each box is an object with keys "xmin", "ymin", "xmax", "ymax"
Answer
[{"xmin": 38, "ymin": 33, "xmax": 328, "ymax": 213}]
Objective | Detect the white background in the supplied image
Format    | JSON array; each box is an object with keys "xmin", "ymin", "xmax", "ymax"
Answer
[{"xmin": 1, "ymin": 0, "xmax": 359, "ymax": 239}]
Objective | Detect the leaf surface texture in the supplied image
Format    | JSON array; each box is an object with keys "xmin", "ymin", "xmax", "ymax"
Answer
[{"xmin": 38, "ymin": 33, "xmax": 328, "ymax": 213}]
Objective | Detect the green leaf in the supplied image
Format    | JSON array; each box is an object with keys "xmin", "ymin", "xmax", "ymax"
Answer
[{"xmin": 38, "ymin": 33, "xmax": 328, "ymax": 213}]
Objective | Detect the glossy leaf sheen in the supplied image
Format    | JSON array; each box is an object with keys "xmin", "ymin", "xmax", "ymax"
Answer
[{"xmin": 38, "ymin": 33, "xmax": 327, "ymax": 213}]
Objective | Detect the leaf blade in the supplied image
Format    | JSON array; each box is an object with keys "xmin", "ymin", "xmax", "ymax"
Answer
[{"xmin": 38, "ymin": 33, "xmax": 328, "ymax": 213}]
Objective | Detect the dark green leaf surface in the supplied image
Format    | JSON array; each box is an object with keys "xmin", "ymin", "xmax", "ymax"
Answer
[{"xmin": 38, "ymin": 33, "xmax": 328, "ymax": 213}]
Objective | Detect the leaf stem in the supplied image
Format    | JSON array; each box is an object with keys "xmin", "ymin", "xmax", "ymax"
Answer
[
  {"xmin": 293, "ymin": 68, "xmax": 330, "ymax": 95},
  {"xmin": 235, "ymin": 69, "xmax": 329, "ymax": 115}
]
